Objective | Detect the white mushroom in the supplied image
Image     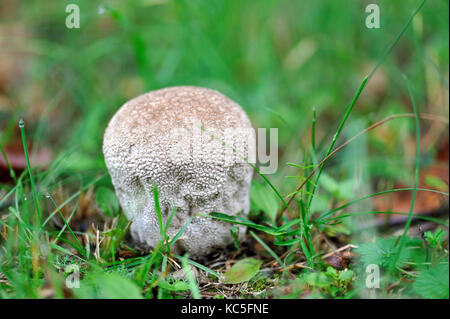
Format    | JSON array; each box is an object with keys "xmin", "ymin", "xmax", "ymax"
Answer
[{"xmin": 103, "ymin": 86, "xmax": 255, "ymax": 256}]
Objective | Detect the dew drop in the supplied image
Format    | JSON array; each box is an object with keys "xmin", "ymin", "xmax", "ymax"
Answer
[
  {"xmin": 45, "ymin": 193, "xmax": 51, "ymax": 199},
  {"xmin": 18, "ymin": 119, "xmax": 24, "ymax": 128}
]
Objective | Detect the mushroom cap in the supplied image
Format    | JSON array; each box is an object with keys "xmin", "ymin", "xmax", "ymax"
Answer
[{"xmin": 103, "ymin": 86, "xmax": 255, "ymax": 256}]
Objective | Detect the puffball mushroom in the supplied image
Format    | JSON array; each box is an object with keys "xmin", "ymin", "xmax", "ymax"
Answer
[{"xmin": 103, "ymin": 86, "xmax": 255, "ymax": 256}]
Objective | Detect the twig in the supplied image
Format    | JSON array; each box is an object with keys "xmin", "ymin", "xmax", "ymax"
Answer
[
  {"xmin": 321, "ymin": 244, "xmax": 359, "ymax": 259},
  {"xmin": 273, "ymin": 244, "xmax": 359, "ymax": 272}
]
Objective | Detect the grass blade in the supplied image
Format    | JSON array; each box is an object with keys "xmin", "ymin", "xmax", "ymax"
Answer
[
  {"xmin": 306, "ymin": 77, "xmax": 368, "ymax": 208},
  {"xmin": 323, "ymin": 211, "xmax": 447, "ymax": 227},
  {"xmin": 169, "ymin": 216, "xmax": 193, "ymax": 249},
  {"xmin": 250, "ymin": 230, "xmax": 284, "ymax": 268},
  {"xmin": 181, "ymin": 256, "xmax": 201, "ymax": 299},
  {"xmin": 385, "ymin": 75, "xmax": 422, "ymax": 287},
  {"xmin": 153, "ymin": 185, "xmax": 169, "ymax": 251},
  {"xmin": 284, "ymin": 0, "xmax": 428, "ymax": 217},
  {"xmin": 19, "ymin": 120, "xmax": 42, "ymax": 227},
  {"xmin": 317, "ymin": 187, "xmax": 447, "ymax": 223},
  {"xmin": 174, "ymin": 255, "xmax": 221, "ymax": 279},
  {"xmin": 368, "ymin": 0, "xmax": 426, "ymax": 79}
]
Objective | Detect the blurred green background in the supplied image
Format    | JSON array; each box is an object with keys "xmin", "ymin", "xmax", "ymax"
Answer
[
  {"xmin": 0, "ymin": 0, "xmax": 448, "ymax": 216},
  {"xmin": 0, "ymin": 0, "xmax": 448, "ymax": 300}
]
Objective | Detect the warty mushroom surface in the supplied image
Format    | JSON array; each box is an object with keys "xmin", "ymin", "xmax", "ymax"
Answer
[{"xmin": 103, "ymin": 86, "xmax": 255, "ymax": 256}]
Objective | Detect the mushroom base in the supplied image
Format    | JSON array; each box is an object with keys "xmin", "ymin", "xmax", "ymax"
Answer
[
  {"xmin": 130, "ymin": 216, "xmax": 247, "ymax": 257},
  {"xmin": 102, "ymin": 86, "xmax": 256, "ymax": 257}
]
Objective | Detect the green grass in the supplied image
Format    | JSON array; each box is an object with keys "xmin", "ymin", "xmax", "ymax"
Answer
[{"xmin": 0, "ymin": 0, "xmax": 448, "ymax": 299}]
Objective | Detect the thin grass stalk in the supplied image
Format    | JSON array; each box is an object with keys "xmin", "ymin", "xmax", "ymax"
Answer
[
  {"xmin": 384, "ymin": 75, "xmax": 421, "ymax": 291},
  {"xmin": 19, "ymin": 120, "xmax": 42, "ymax": 227}
]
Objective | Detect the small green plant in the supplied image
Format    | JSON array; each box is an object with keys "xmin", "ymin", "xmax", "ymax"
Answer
[
  {"xmin": 413, "ymin": 263, "xmax": 449, "ymax": 299},
  {"xmin": 356, "ymin": 237, "xmax": 417, "ymax": 268},
  {"xmin": 424, "ymin": 229, "xmax": 445, "ymax": 250}
]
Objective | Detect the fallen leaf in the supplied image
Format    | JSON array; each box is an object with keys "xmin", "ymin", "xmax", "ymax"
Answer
[
  {"xmin": 223, "ymin": 258, "xmax": 262, "ymax": 284},
  {"xmin": 0, "ymin": 141, "xmax": 53, "ymax": 182}
]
